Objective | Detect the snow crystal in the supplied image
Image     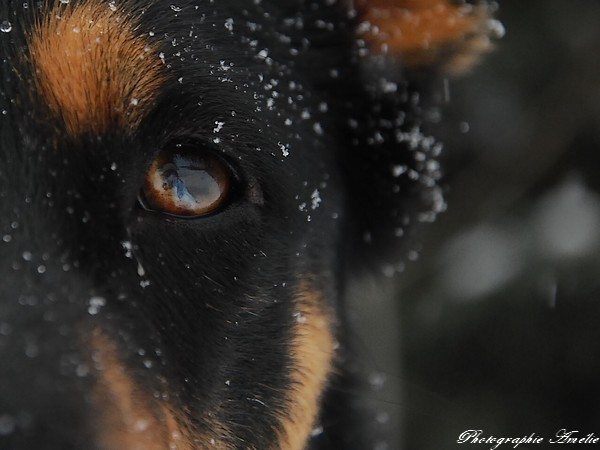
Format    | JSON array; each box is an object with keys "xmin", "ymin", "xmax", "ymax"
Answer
[
  {"xmin": 76, "ymin": 364, "xmax": 89, "ymax": 377},
  {"xmin": 213, "ymin": 121, "xmax": 225, "ymax": 133},
  {"xmin": 440, "ymin": 225, "xmax": 522, "ymax": 301},
  {"xmin": 376, "ymin": 411, "xmax": 390, "ymax": 425},
  {"xmin": 88, "ymin": 296, "xmax": 106, "ymax": 315},
  {"xmin": 532, "ymin": 178, "xmax": 600, "ymax": 258},
  {"xmin": 368, "ymin": 372, "xmax": 386, "ymax": 391},
  {"xmin": 488, "ymin": 19, "xmax": 506, "ymax": 39},
  {"xmin": 391, "ymin": 165, "xmax": 407, "ymax": 177},
  {"xmin": 310, "ymin": 426, "xmax": 324, "ymax": 437},
  {"xmin": 380, "ymin": 80, "xmax": 398, "ymax": 93},
  {"xmin": 310, "ymin": 189, "xmax": 321, "ymax": 210},
  {"xmin": 121, "ymin": 241, "xmax": 133, "ymax": 258},
  {"xmin": 0, "ymin": 415, "xmax": 16, "ymax": 436},
  {"xmin": 0, "ymin": 323, "xmax": 12, "ymax": 336},
  {"xmin": 294, "ymin": 312, "xmax": 307, "ymax": 324},
  {"xmin": 278, "ymin": 142, "xmax": 290, "ymax": 157},
  {"xmin": 134, "ymin": 419, "xmax": 149, "ymax": 432},
  {"xmin": 25, "ymin": 342, "xmax": 39, "ymax": 358}
]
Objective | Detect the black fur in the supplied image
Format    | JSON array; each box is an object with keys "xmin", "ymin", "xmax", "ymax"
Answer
[{"xmin": 0, "ymin": 0, "xmax": 461, "ymax": 448}]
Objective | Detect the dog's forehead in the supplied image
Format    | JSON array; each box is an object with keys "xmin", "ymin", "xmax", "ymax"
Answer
[{"xmin": 22, "ymin": 0, "xmax": 166, "ymax": 138}]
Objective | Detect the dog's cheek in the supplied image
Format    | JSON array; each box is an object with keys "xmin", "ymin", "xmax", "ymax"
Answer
[
  {"xmin": 276, "ymin": 282, "xmax": 336, "ymax": 450},
  {"xmin": 88, "ymin": 329, "xmax": 230, "ymax": 450}
]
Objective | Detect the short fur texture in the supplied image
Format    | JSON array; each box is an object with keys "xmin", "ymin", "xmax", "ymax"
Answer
[{"xmin": 0, "ymin": 0, "xmax": 494, "ymax": 448}]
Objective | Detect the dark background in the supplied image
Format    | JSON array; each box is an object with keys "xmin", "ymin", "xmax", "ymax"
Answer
[{"xmin": 354, "ymin": 1, "xmax": 600, "ymax": 449}]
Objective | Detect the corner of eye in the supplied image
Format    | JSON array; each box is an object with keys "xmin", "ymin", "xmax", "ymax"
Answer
[{"xmin": 245, "ymin": 177, "xmax": 264, "ymax": 206}]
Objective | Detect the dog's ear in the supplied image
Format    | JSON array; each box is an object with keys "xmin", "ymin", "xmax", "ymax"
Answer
[
  {"xmin": 338, "ymin": 0, "xmax": 501, "ymax": 275},
  {"xmin": 354, "ymin": 0, "xmax": 500, "ymax": 76}
]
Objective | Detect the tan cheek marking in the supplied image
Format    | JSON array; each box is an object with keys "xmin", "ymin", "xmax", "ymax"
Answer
[
  {"xmin": 90, "ymin": 330, "xmax": 197, "ymax": 450},
  {"xmin": 27, "ymin": 1, "xmax": 166, "ymax": 136},
  {"xmin": 277, "ymin": 284, "xmax": 336, "ymax": 450},
  {"xmin": 358, "ymin": 0, "xmax": 493, "ymax": 74}
]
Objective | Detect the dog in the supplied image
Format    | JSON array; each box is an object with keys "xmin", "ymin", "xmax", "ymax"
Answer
[{"xmin": 0, "ymin": 0, "xmax": 495, "ymax": 448}]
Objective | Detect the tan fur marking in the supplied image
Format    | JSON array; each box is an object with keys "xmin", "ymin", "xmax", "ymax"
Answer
[
  {"xmin": 358, "ymin": 0, "xmax": 493, "ymax": 74},
  {"xmin": 27, "ymin": 2, "xmax": 165, "ymax": 136},
  {"xmin": 90, "ymin": 331, "xmax": 196, "ymax": 450},
  {"xmin": 278, "ymin": 285, "xmax": 336, "ymax": 450}
]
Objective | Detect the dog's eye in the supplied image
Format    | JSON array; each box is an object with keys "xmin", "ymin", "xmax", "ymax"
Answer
[{"xmin": 139, "ymin": 144, "xmax": 231, "ymax": 217}]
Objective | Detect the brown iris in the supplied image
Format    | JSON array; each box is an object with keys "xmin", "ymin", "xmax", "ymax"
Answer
[{"xmin": 140, "ymin": 144, "xmax": 231, "ymax": 217}]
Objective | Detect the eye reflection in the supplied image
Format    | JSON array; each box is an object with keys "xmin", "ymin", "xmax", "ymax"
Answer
[{"xmin": 140, "ymin": 145, "xmax": 231, "ymax": 217}]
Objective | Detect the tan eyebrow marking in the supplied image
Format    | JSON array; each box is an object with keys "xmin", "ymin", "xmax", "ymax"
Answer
[{"xmin": 27, "ymin": 1, "xmax": 166, "ymax": 136}]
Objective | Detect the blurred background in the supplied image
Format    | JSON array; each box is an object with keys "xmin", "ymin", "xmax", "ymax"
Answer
[{"xmin": 353, "ymin": 1, "xmax": 600, "ymax": 448}]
